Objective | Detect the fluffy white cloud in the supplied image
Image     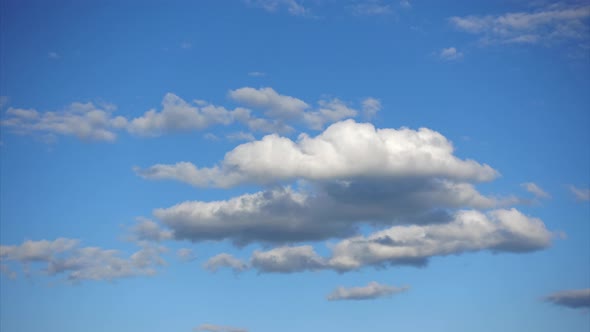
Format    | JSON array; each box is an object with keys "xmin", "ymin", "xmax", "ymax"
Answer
[
  {"xmin": 127, "ymin": 93, "xmax": 244, "ymax": 137},
  {"xmin": 439, "ymin": 47, "xmax": 463, "ymax": 61},
  {"xmin": 203, "ymin": 253, "xmax": 249, "ymax": 273},
  {"xmin": 326, "ymin": 281, "xmax": 408, "ymax": 301},
  {"xmin": 136, "ymin": 120, "xmax": 498, "ymax": 188},
  {"xmin": 544, "ymin": 288, "xmax": 590, "ymax": 309},
  {"xmin": 302, "ymin": 98, "xmax": 358, "ymax": 130},
  {"xmin": 521, "ymin": 182, "xmax": 551, "ymax": 199},
  {"xmin": 229, "ymin": 87, "xmax": 309, "ymax": 119},
  {"xmin": 569, "ymin": 185, "xmax": 590, "ymax": 201},
  {"xmin": 449, "ymin": 3, "xmax": 590, "ymax": 45},
  {"xmin": 0, "ymin": 239, "xmax": 166, "ymax": 282},
  {"xmin": 1, "ymin": 102, "xmax": 127, "ymax": 142},
  {"xmin": 194, "ymin": 323, "xmax": 248, "ymax": 332}
]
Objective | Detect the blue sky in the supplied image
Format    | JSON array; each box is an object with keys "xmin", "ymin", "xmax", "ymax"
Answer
[{"xmin": 1, "ymin": 0, "xmax": 589, "ymax": 331}]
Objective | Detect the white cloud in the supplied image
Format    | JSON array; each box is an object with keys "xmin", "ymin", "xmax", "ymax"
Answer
[
  {"xmin": 48, "ymin": 51, "xmax": 60, "ymax": 59},
  {"xmin": 203, "ymin": 253, "xmax": 249, "ymax": 273},
  {"xmin": 1, "ymin": 102, "xmax": 127, "ymax": 142},
  {"xmin": 302, "ymin": 98, "xmax": 358, "ymax": 130},
  {"xmin": 226, "ymin": 131, "xmax": 255, "ymax": 142},
  {"xmin": 244, "ymin": 0, "xmax": 307, "ymax": 16},
  {"xmin": 326, "ymin": 281, "xmax": 408, "ymax": 301},
  {"xmin": 569, "ymin": 185, "xmax": 590, "ymax": 201},
  {"xmin": 127, "ymin": 93, "xmax": 242, "ymax": 137},
  {"xmin": 176, "ymin": 248, "xmax": 196, "ymax": 262},
  {"xmin": 136, "ymin": 120, "xmax": 498, "ymax": 188},
  {"xmin": 521, "ymin": 182, "xmax": 551, "ymax": 199},
  {"xmin": 439, "ymin": 47, "xmax": 463, "ymax": 61},
  {"xmin": 399, "ymin": 0, "xmax": 411, "ymax": 9},
  {"xmin": 194, "ymin": 323, "xmax": 248, "ymax": 332},
  {"xmin": 350, "ymin": 1, "xmax": 393, "ymax": 16},
  {"xmin": 362, "ymin": 97, "xmax": 382, "ymax": 119},
  {"xmin": 449, "ymin": 3, "xmax": 590, "ymax": 45},
  {"xmin": 544, "ymin": 288, "xmax": 590, "ymax": 309},
  {"xmin": 0, "ymin": 239, "xmax": 167, "ymax": 282},
  {"xmin": 229, "ymin": 87, "xmax": 309, "ymax": 120}
]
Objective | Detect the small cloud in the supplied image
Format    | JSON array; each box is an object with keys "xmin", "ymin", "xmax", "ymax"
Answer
[
  {"xmin": 204, "ymin": 133, "xmax": 219, "ymax": 141},
  {"xmin": 350, "ymin": 1, "xmax": 393, "ymax": 16},
  {"xmin": 248, "ymin": 71, "xmax": 266, "ymax": 77},
  {"xmin": 569, "ymin": 185, "xmax": 590, "ymax": 201},
  {"xmin": 327, "ymin": 281, "xmax": 409, "ymax": 301},
  {"xmin": 48, "ymin": 52, "xmax": 60, "ymax": 59},
  {"xmin": 400, "ymin": 0, "xmax": 411, "ymax": 9},
  {"xmin": 181, "ymin": 42, "xmax": 192, "ymax": 49},
  {"xmin": 177, "ymin": 248, "xmax": 197, "ymax": 262},
  {"xmin": 362, "ymin": 97, "xmax": 381, "ymax": 119},
  {"xmin": 226, "ymin": 131, "xmax": 255, "ymax": 142},
  {"xmin": 203, "ymin": 253, "xmax": 249, "ymax": 273},
  {"xmin": 245, "ymin": 0, "xmax": 308, "ymax": 17},
  {"xmin": 439, "ymin": 47, "xmax": 463, "ymax": 61},
  {"xmin": 521, "ymin": 182, "xmax": 551, "ymax": 199},
  {"xmin": 544, "ymin": 288, "xmax": 590, "ymax": 309}
]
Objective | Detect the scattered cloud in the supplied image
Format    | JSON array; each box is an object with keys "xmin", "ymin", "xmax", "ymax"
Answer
[
  {"xmin": 0, "ymin": 239, "xmax": 167, "ymax": 282},
  {"xmin": 569, "ymin": 185, "xmax": 590, "ymax": 201},
  {"xmin": 521, "ymin": 182, "xmax": 551, "ymax": 199},
  {"xmin": 449, "ymin": 3, "xmax": 590, "ymax": 45},
  {"xmin": 350, "ymin": 1, "xmax": 394, "ymax": 16},
  {"xmin": 251, "ymin": 245, "xmax": 326, "ymax": 273},
  {"xmin": 181, "ymin": 41, "xmax": 192, "ymax": 49},
  {"xmin": 176, "ymin": 248, "xmax": 196, "ymax": 262},
  {"xmin": 229, "ymin": 87, "xmax": 309, "ymax": 120},
  {"xmin": 127, "ymin": 93, "xmax": 243, "ymax": 137},
  {"xmin": 194, "ymin": 323, "xmax": 248, "ymax": 332},
  {"xmin": 1, "ymin": 102, "xmax": 127, "ymax": 142},
  {"xmin": 203, "ymin": 253, "xmax": 249, "ymax": 273},
  {"xmin": 326, "ymin": 281, "xmax": 408, "ymax": 301},
  {"xmin": 362, "ymin": 97, "xmax": 382, "ymax": 119},
  {"xmin": 244, "ymin": 0, "xmax": 308, "ymax": 16},
  {"xmin": 439, "ymin": 47, "xmax": 463, "ymax": 61},
  {"xmin": 226, "ymin": 131, "xmax": 255, "ymax": 141},
  {"xmin": 544, "ymin": 288, "xmax": 590, "ymax": 309},
  {"xmin": 248, "ymin": 71, "xmax": 266, "ymax": 77},
  {"xmin": 48, "ymin": 51, "xmax": 60, "ymax": 59},
  {"xmin": 129, "ymin": 217, "xmax": 173, "ymax": 242}
]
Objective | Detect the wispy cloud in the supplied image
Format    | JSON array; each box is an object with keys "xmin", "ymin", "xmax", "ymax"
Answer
[
  {"xmin": 449, "ymin": 3, "xmax": 590, "ymax": 45},
  {"xmin": 521, "ymin": 182, "xmax": 551, "ymax": 199},
  {"xmin": 248, "ymin": 71, "xmax": 266, "ymax": 77},
  {"xmin": 244, "ymin": 0, "xmax": 308, "ymax": 16},
  {"xmin": 569, "ymin": 185, "xmax": 590, "ymax": 201},
  {"xmin": 327, "ymin": 281, "xmax": 408, "ymax": 301},
  {"xmin": 48, "ymin": 51, "xmax": 60, "ymax": 59},
  {"xmin": 439, "ymin": 47, "xmax": 463, "ymax": 61},
  {"xmin": 350, "ymin": 1, "xmax": 394, "ymax": 16}
]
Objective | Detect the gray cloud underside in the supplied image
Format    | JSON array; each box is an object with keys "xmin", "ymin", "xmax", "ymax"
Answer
[
  {"xmin": 206, "ymin": 208, "xmax": 552, "ymax": 274},
  {"xmin": 194, "ymin": 323, "xmax": 248, "ymax": 332},
  {"xmin": 545, "ymin": 288, "xmax": 590, "ymax": 309},
  {"xmin": 0, "ymin": 239, "xmax": 166, "ymax": 282},
  {"xmin": 326, "ymin": 281, "xmax": 408, "ymax": 301}
]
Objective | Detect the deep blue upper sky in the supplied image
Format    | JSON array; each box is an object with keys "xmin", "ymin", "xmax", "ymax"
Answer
[{"xmin": 1, "ymin": 1, "xmax": 589, "ymax": 332}]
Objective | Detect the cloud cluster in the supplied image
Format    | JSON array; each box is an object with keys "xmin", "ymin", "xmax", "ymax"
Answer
[
  {"xmin": 1, "ymin": 102, "xmax": 127, "ymax": 142},
  {"xmin": 450, "ymin": 3, "xmax": 590, "ymax": 45},
  {"xmin": 326, "ymin": 281, "xmax": 408, "ymax": 301},
  {"xmin": 544, "ymin": 288, "xmax": 590, "ymax": 309},
  {"xmin": 136, "ymin": 120, "xmax": 497, "ymax": 188},
  {"xmin": 0, "ymin": 238, "xmax": 166, "ymax": 282},
  {"xmin": 2, "ymin": 88, "xmax": 375, "ymax": 143}
]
